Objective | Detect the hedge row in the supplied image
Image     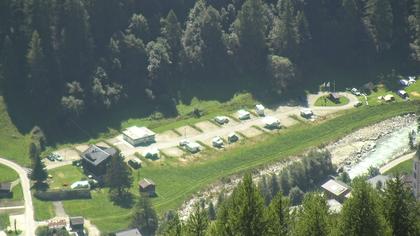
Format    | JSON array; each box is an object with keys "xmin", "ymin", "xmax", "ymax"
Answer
[{"xmin": 34, "ymin": 189, "xmax": 91, "ymax": 201}]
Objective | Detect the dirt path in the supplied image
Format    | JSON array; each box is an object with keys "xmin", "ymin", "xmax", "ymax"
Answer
[{"xmin": 380, "ymin": 152, "xmax": 415, "ymax": 174}]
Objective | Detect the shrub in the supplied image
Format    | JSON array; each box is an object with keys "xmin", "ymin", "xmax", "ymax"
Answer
[{"xmin": 34, "ymin": 190, "xmax": 91, "ymax": 201}]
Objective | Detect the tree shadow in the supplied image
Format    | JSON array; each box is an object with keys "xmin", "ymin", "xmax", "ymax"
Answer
[{"xmin": 110, "ymin": 191, "xmax": 134, "ymax": 209}]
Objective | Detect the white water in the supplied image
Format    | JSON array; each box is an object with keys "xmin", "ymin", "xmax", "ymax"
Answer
[{"xmin": 348, "ymin": 124, "xmax": 416, "ymax": 179}]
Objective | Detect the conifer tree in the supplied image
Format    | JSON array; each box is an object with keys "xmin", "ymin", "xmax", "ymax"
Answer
[
  {"xmin": 185, "ymin": 203, "xmax": 209, "ymax": 236},
  {"xmin": 131, "ymin": 195, "xmax": 158, "ymax": 236},
  {"xmin": 267, "ymin": 193, "xmax": 290, "ymax": 236},
  {"xmin": 339, "ymin": 177, "xmax": 388, "ymax": 236},
  {"xmin": 294, "ymin": 193, "xmax": 330, "ymax": 236},
  {"xmin": 104, "ymin": 153, "xmax": 132, "ymax": 199},
  {"xmin": 31, "ymin": 153, "xmax": 47, "ymax": 185},
  {"xmin": 383, "ymin": 176, "xmax": 419, "ymax": 236}
]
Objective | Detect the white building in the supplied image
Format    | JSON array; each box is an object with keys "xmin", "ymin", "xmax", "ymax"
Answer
[
  {"xmin": 413, "ymin": 155, "xmax": 420, "ymax": 200},
  {"xmin": 123, "ymin": 126, "xmax": 156, "ymax": 146}
]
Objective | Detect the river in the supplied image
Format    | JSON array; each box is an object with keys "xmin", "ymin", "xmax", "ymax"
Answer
[{"xmin": 348, "ymin": 124, "xmax": 417, "ymax": 179}]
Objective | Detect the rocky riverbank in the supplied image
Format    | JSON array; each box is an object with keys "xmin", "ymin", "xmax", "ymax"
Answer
[{"xmin": 326, "ymin": 114, "xmax": 417, "ymax": 171}]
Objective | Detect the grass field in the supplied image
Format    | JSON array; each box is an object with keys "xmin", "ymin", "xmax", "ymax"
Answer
[
  {"xmin": 0, "ymin": 97, "xmax": 31, "ymax": 167},
  {"xmin": 385, "ymin": 158, "xmax": 414, "ymax": 176},
  {"xmin": 33, "ymin": 197, "xmax": 55, "ymax": 221},
  {"xmin": 48, "ymin": 165, "xmax": 86, "ymax": 189},
  {"xmin": 59, "ymin": 101, "xmax": 418, "ymax": 233},
  {"xmin": 314, "ymin": 95, "xmax": 350, "ymax": 106}
]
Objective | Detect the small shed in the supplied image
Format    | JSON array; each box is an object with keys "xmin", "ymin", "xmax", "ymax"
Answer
[
  {"xmin": 69, "ymin": 216, "xmax": 84, "ymax": 231},
  {"xmin": 237, "ymin": 110, "xmax": 251, "ymax": 120},
  {"xmin": 139, "ymin": 178, "xmax": 156, "ymax": 197},
  {"xmin": 0, "ymin": 182, "xmax": 12, "ymax": 198},
  {"xmin": 328, "ymin": 93, "xmax": 340, "ymax": 103},
  {"xmin": 115, "ymin": 228, "xmax": 142, "ymax": 236},
  {"xmin": 255, "ymin": 104, "xmax": 265, "ymax": 116}
]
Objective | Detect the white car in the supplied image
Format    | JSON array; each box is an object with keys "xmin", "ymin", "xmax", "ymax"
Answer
[
  {"xmin": 351, "ymin": 88, "xmax": 361, "ymax": 96},
  {"xmin": 212, "ymin": 136, "xmax": 224, "ymax": 148}
]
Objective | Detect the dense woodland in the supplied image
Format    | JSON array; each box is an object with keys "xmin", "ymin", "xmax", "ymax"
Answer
[{"xmin": 1, "ymin": 0, "xmax": 420, "ymax": 139}]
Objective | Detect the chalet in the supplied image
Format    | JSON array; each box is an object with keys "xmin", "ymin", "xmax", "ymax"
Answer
[
  {"xmin": 0, "ymin": 182, "xmax": 12, "ymax": 198},
  {"xmin": 115, "ymin": 228, "xmax": 142, "ymax": 236},
  {"xmin": 321, "ymin": 179, "xmax": 351, "ymax": 203},
  {"xmin": 328, "ymin": 93, "xmax": 340, "ymax": 103},
  {"xmin": 69, "ymin": 216, "xmax": 84, "ymax": 232},
  {"xmin": 123, "ymin": 126, "xmax": 156, "ymax": 146},
  {"xmin": 139, "ymin": 178, "xmax": 156, "ymax": 197},
  {"xmin": 81, "ymin": 145, "xmax": 117, "ymax": 176}
]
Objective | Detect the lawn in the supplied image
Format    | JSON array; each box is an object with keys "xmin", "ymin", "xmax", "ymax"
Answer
[
  {"xmin": 33, "ymin": 197, "xmax": 55, "ymax": 221},
  {"xmin": 0, "ymin": 97, "xmax": 31, "ymax": 167},
  {"xmin": 60, "ymin": 101, "xmax": 418, "ymax": 233},
  {"xmin": 406, "ymin": 81, "xmax": 420, "ymax": 99},
  {"xmin": 48, "ymin": 165, "xmax": 86, "ymax": 190},
  {"xmin": 384, "ymin": 158, "xmax": 414, "ymax": 176},
  {"xmin": 0, "ymin": 165, "xmax": 18, "ymax": 182},
  {"xmin": 314, "ymin": 95, "xmax": 350, "ymax": 106}
]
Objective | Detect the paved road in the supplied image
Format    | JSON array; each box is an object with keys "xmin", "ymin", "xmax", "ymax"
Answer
[
  {"xmin": 380, "ymin": 152, "xmax": 416, "ymax": 174},
  {"xmin": 0, "ymin": 158, "xmax": 35, "ymax": 236},
  {"xmin": 115, "ymin": 92, "xmax": 359, "ymax": 157}
]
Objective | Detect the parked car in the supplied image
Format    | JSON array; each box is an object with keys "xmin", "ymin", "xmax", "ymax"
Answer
[
  {"xmin": 128, "ymin": 158, "xmax": 142, "ymax": 169},
  {"xmin": 54, "ymin": 154, "xmax": 63, "ymax": 161},
  {"xmin": 228, "ymin": 133, "xmax": 239, "ymax": 143},
  {"xmin": 212, "ymin": 136, "xmax": 224, "ymax": 148},
  {"xmin": 47, "ymin": 154, "xmax": 55, "ymax": 161},
  {"xmin": 351, "ymin": 88, "xmax": 361, "ymax": 96}
]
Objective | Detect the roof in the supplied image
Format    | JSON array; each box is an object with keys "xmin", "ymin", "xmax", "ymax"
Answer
[
  {"xmin": 123, "ymin": 126, "xmax": 156, "ymax": 140},
  {"xmin": 81, "ymin": 145, "xmax": 117, "ymax": 166},
  {"xmin": 139, "ymin": 178, "xmax": 155, "ymax": 189},
  {"xmin": 262, "ymin": 116, "xmax": 279, "ymax": 126},
  {"xmin": 115, "ymin": 228, "xmax": 142, "ymax": 236},
  {"xmin": 69, "ymin": 216, "xmax": 84, "ymax": 226},
  {"xmin": 321, "ymin": 179, "xmax": 350, "ymax": 196},
  {"xmin": 367, "ymin": 175, "xmax": 391, "ymax": 189},
  {"xmin": 0, "ymin": 182, "xmax": 11, "ymax": 192}
]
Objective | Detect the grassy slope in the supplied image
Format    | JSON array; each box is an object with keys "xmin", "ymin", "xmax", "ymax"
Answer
[
  {"xmin": 0, "ymin": 213, "xmax": 9, "ymax": 230},
  {"xmin": 314, "ymin": 96, "xmax": 349, "ymax": 106},
  {"xmin": 0, "ymin": 97, "xmax": 30, "ymax": 167},
  {"xmin": 33, "ymin": 197, "xmax": 55, "ymax": 221},
  {"xmin": 63, "ymin": 102, "xmax": 418, "ymax": 233},
  {"xmin": 385, "ymin": 158, "xmax": 414, "ymax": 175}
]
